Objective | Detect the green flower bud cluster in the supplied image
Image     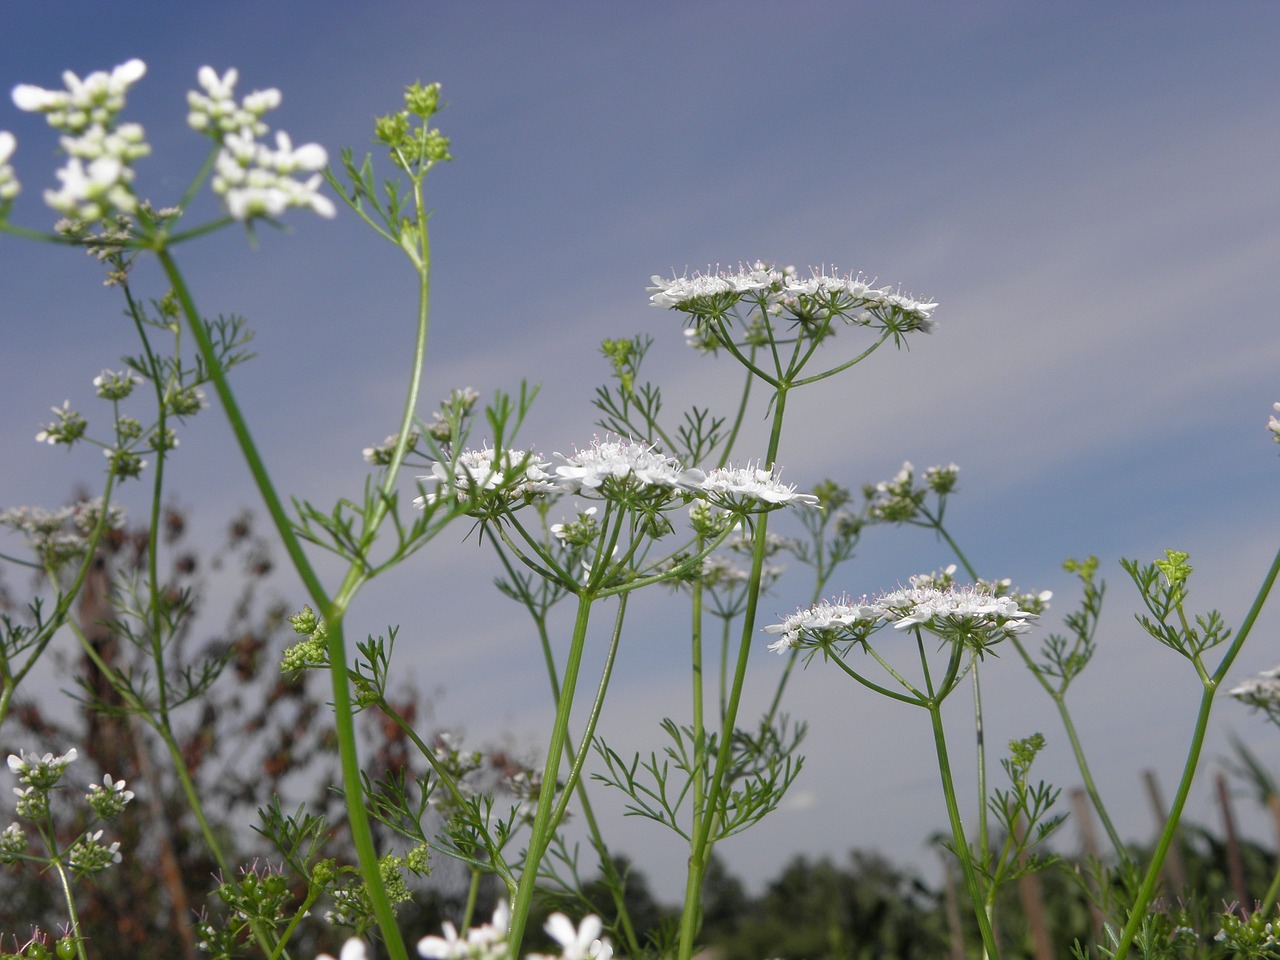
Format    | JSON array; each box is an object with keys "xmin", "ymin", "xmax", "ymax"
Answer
[
  {"xmin": 375, "ymin": 82, "xmax": 452, "ymax": 174},
  {"xmin": 282, "ymin": 605, "xmax": 330, "ymax": 671}
]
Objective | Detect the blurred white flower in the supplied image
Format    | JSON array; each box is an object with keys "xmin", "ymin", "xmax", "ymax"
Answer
[
  {"xmin": 12, "ymin": 59, "xmax": 150, "ymax": 220},
  {"xmin": 12, "ymin": 59, "xmax": 146, "ymax": 131},
  {"xmin": 537, "ymin": 913, "xmax": 612, "ymax": 960},
  {"xmin": 316, "ymin": 940, "xmax": 367, "ymax": 960},
  {"xmin": 0, "ymin": 131, "xmax": 18, "ymax": 202},
  {"xmin": 189, "ymin": 66, "xmax": 333, "ymax": 220},
  {"xmin": 416, "ymin": 446, "xmax": 556, "ymax": 508}
]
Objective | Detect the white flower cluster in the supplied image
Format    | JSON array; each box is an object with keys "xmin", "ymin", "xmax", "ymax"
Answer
[
  {"xmin": 649, "ymin": 262, "xmax": 938, "ymax": 329},
  {"xmin": 877, "ymin": 583, "xmax": 1036, "ymax": 632},
  {"xmin": 362, "ymin": 431, "xmax": 421, "ymax": 466},
  {"xmin": 188, "ymin": 66, "xmax": 334, "ymax": 220},
  {"xmin": 1269, "ymin": 401, "xmax": 1280, "ymax": 444},
  {"xmin": 1228, "ymin": 665, "xmax": 1280, "ymax": 716},
  {"xmin": 764, "ymin": 595, "xmax": 882, "ymax": 653},
  {"xmin": 416, "ymin": 902, "xmax": 511, "ymax": 960},
  {"xmin": 556, "ymin": 437, "xmax": 691, "ymax": 495},
  {"xmin": 0, "ymin": 497, "xmax": 125, "ymax": 567},
  {"xmin": 417, "ymin": 436, "xmax": 820, "ymax": 516},
  {"xmin": 86, "ymin": 774, "xmax": 135, "ymax": 819},
  {"xmin": 415, "ymin": 446, "xmax": 558, "ymax": 508},
  {"xmin": 93, "ymin": 367, "xmax": 142, "ymax": 401},
  {"xmin": 764, "ymin": 581, "xmax": 1038, "ymax": 654},
  {"xmin": 0, "ymin": 130, "xmax": 18, "ymax": 204},
  {"xmin": 354, "ymin": 904, "xmax": 614, "ymax": 960},
  {"xmin": 11, "ymin": 59, "xmax": 150, "ymax": 219}
]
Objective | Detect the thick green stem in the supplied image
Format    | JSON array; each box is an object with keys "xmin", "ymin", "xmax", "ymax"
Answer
[{"xmin": 158, "ymin": 247, "xmax": 411, "ymax": 960}]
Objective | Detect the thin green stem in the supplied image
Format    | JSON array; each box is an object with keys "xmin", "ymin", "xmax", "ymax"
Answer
[
  {"xmin": 508, "ymin": 592, "xmax": 595, "ymax": 953},
  {"xmin": 972, "ymin": 663, "xmax": 989, "ymax": 869},
  {"xmin": 49, "ymin": 854, "xmax": 89, "ymax": 960},
  {"xmin": 928, "ymin": 700, "xmax": 1001, "ymax": 959},
  {"xmin": 1111, "ymin": 541, "xmax": 1280, "ymax": 959},
  {"xmin": 676, "ymin": 388, "xmax": 789, "ymax": 960}
]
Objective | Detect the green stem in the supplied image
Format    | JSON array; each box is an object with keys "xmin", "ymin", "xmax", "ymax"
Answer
[
  {"xmin": 676, "ymin": 388, "xmax": 789, "ymax": 960},
  {"xmin": 927, "ymin": 700, "xmax": 1001, "ymax": 959},
  {"xmin": 508, "ymin": 592, "xmax": 595, "ymax": 953},
  {"xmin": 49, "ymin": 854, "xmax": 89, "ymax": 960},
  {"xmin": 1052, "ymin": 692, "xmax": 1129, "ymax": 863},
  {"xmin": 973, "ymin": 662, "xmax": 989, "ymax": 871},
  {"xmin": 157, "ymin": 247, "xmax": 410, "ymax": 960},
  {"xmin": 1112, "ymin": 541, "xmax": 1280, "ymax": 960}
]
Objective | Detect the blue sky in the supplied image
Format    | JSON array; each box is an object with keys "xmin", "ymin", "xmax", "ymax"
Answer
[{"xmin": 3, "ymin": 2, "xmax": 1280, "ymax": 898}]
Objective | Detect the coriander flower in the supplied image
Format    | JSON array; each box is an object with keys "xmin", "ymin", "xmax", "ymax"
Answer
[
  {"xmin": 1229, "ymin": 666, "xmax": 1280, "ymax": 716},
  {"xmin": 93, "ymin": 368, "xmax": 141, "ymax": 400},
  {"xmin": 316, "ymin": 940, "xmax": 368, "ymax": 960},
  {"xmin": 86, "ymin": 774, "xmax": 135, "ymax": 818},
  {"xmin": 763, "ymin": 594, "xmax": 881, "ymax": 653},
  {"xmin": 650, "ymin": 262, "xmax": 938, "ymax": 333},
  {"xmin": 555, "ymin": 435, "xmax": 695, "ymax": 496},
  {"xmin": 0, "ymin": 822, "xmax": 25, "ymax": 863},
  {"xmin": 363, "ymin": 432, "xmax": 420, "ymax": 466},
  {"xmin": 188, "ymin": 66, "xmax": 333, "ymax": 220},
  {"xmin": 416, "ymin": 446, "xmax": 556, "ymax": 509},
  {"xmin": 7, "ymin": 748, "xmax": 77, "ymax": 789},
  {"xmin": 648, "ymin": 262, "xmax": 782, "ymax": 309},
  {"xmin": 12, "ymin": 60, "xmax": 146, "ymax": 132},
  {"xmin": 693, "ymin": 462, "xmax": 820, "ymax": 509},
  {"xmin": 13, "ymin": 59, "xmax": 150, "ymax": 220},
  {"xmin": 533, "ymin": 914, "xmax": 612, "ymax": 960},
  {"xmin": 67, "ymin": 828, "xmax": 122, "ymax": 874},
  {"xmin": 187, "ymin": 66, "xmax": 279, "ymax": 138},
  {"xmin": 43, "ymin": 155, "xmax": 137, "ymax": 219},
  {"xmin": 876, "ymin": 582, "xmax": 1036, "ymax": 645},
  {"xmin": 0, "ymin": 131, "xmax": 19, "ymax": 203},
  {"xmin": 417, "ymin": 902, "xmax": 509, "ymax": 960}
]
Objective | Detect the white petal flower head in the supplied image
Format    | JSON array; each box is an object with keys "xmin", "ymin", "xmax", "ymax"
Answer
[
  {"xmin": 649, "ymin": 261, "xmax": 783, "ymax": 310},
  {"xmin": 415, "ymin": 446, "xmax": 555, "ymax": 509},
  {"xmin": 8, "ymin": 747, "xmax": 78, "ymax": 788},
  {"xmin": 876, "ymin": 582, "xmax": 1036, "ymax": 643},
  {"xmin": 192, "ymin": 66, "xmax": 332, "ymax": 220},
  {"xmin": 12, "ymin": 59, "xmax": 146, "ymax": 132},
  {"xmin": 43, "ymin": 154, "xmax": 137, "ymax": 219},
  {"xmin": 316, "ymin": 940, "xmax": 368, "ymax": 960},
  {"xmin": 1229, "ymin": 667, "xmax": 1280, "ymax": 713},
  {"xmin": 555, "ymin": 436, "xmax": 693, "ymax": 496},
  {"xmin": 188, "ymin": 66, "xmax": 279, "ymax": 137},
  {"xmin": 0, "ymin": 131, "xmax": 19, "ymax": 203},
  {"xmin": 763, "ymin": 595, "xmax": 882, "ymax": 653},
  {"xmin": 543, "ymin": 913, "xmax": 612, "ymax": 960},
  {"xmin": 417, "ymin": 902, "xmax": 509, "ymax": 960},
  {"xmin": 1268, "ymin": 402, "xmax": 1280, "ymax": 444},
  {"xmin": 696, "ymin": 462, "xmax": 820, "ymax": 510}
]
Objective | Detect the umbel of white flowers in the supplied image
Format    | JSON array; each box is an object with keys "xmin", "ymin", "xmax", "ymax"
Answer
[
  {"xmin": 415, "ymin": 435, "xmax": 819, "ymax": 513},
  {"xmin": 5, "ymin": 59, "xmax": 332, "ymax": 222},
  {"xmin": 764, "ymin": 580, "xmax": 1038, "ymax": 654}
]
